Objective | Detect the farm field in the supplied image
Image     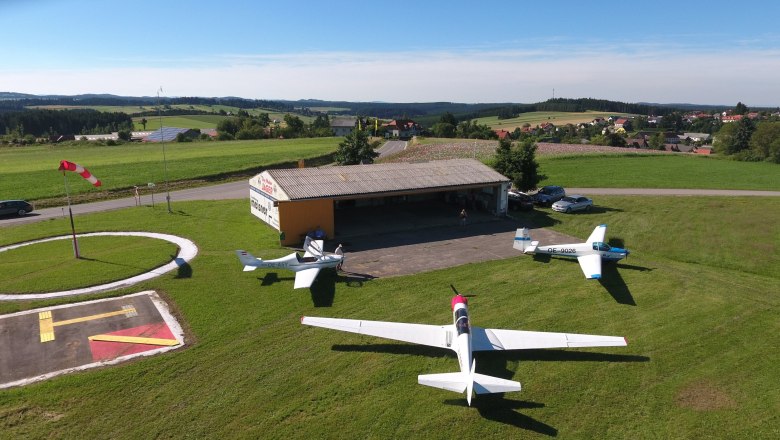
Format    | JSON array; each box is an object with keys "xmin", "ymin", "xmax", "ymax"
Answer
[
  {"xmin": 382, "ymin": 139, "xmax": 780, "ymax": 191},
  {"xmin": 474, "ymin": 111, "xmax": 634, "ymax": 130},
  {"xmin": 537, "ymin": 154, "xmax": 780, "ymax": 190},
  {"xmin": 28, "ymin": 104, "xmax": 313, "ymax": 125},
  {"xmin": 132, "ymin": 114, "xmax": 227, "ymax": 130},
  {"xmin": 0, "ymin": 138, "xmax": 340, "ymax": 202},
  {"xmin": 0, "ymin": 196, "xmax": 777, "ymax": 439}
]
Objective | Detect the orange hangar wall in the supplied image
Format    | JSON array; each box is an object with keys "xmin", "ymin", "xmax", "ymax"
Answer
[{"xmin": 277, "ymin": 199, "xmax": 334, "ymax": 246}]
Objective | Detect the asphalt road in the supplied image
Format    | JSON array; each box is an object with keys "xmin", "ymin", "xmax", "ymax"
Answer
[
  {"xmin": 0, "ymin": 180, "xmax": 248, "ymax": 228},
  {"xmin": 3, "ymin": 182, "xmax": 779, "ymax": 229},
  {"xmin": 376, "ymin": 140, "xmax": 407, "ymax": 158}
]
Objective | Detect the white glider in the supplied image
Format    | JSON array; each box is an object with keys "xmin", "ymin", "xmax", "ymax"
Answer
[
  {"xmin": 236, "ymin": 237, "xmax": 343, "ymax": 289},
  {"xmin": 302, "ymin": 288, "xmax": 627, "ymax": 405},
  {"xmin": 514, "ymin": 224, "xmax": 630, "ymax": 279}
]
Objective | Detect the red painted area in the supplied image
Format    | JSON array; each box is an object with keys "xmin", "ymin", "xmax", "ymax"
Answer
[
  {"xmin": 451, "ymin": 295, "xmax": 467, "ymax": 310},
  {"xmin": 89, "ymin": 322, "xmax": 176, "ymax": 362}
]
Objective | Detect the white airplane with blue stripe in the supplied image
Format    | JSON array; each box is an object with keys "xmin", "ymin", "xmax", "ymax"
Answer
[{"xmin": 514, "ymin": 225, "xmax": 629, "ymax": 279}]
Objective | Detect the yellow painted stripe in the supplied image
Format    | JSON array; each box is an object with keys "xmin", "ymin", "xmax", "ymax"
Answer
[
  {"xmin": 53, "ymin": 307, "xmax": 136, "ymax": 327},
  {"xmin": 88, "ymin": 334, "xmax": 179, "ymax": 346},
  {"xmin": 39, "ymin": 311, "xmax": 52, "ymax": 320},
  {"xmin": 39, "ymin": 316, "xmax": 55, "ymax": 343}
]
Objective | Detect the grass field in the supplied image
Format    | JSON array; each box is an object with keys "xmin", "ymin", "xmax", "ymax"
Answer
[
  {"xmin": 538, "ymin": 154, "xmax": 780, "ymax": 190},
  {"xmin": 474, "ymin": 111, "xmax": 634, "ymax": 130},
  {"xmin": 132, "ymin": 114, "xmax": 228, "ymax": 130},
  {"xmin": 0, "ymin": 195, "xmax": 778, "ymax": 439},
  {"xmin": 28, "ymin": 104, "xmax": 314, "ymax": 126},
  {"xmin": 0, "ymin": 235, "xmax": 178, "ymax": 293},
  {"xmin": 0, "ymin": 138, "xmax": 340, "ymax": 202}
]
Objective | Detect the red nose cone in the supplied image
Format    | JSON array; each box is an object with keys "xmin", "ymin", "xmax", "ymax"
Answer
[{"xmin": 451, "ymin": 295, "xmax": 467, "ymax": 310}]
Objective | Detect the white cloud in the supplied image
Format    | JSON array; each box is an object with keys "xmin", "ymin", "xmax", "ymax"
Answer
[{"xmin": 3, "ymin": 48, "xmax": 780, "ymax": 106}]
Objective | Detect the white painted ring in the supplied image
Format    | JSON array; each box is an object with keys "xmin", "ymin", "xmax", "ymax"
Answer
[{"xmin": 0, "ymin": 232, "xmax": 198, "ymax": 300}]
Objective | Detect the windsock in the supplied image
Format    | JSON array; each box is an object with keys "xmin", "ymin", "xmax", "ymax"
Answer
[{"xmin": 58, "ymin": 160, "xmax": 101, "ymax": 187}]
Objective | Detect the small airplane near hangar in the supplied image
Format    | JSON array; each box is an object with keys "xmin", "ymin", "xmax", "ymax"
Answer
[
  {"xmin": 514, "ymin": 224, "xmax": 630, "ymax": 279},
  {"xmin": 302, "ymin": 286, "xmax": 627, "ymax": 405},
  {"xmin": 236, "ymin": 237, "xmax": 344, "ymax": 289}
]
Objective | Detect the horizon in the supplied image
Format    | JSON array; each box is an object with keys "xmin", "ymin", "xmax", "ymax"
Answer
[
  {"xmin": 2, "ymin": 1, "xmax": 780, "ymax": 107},
  {"xmin": 2, "ymin": 91, "xmax": 767, "ymax": 110}
]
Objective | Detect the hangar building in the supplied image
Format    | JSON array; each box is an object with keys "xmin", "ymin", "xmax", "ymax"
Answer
[{"xmin": 249, "ymin": 158, "xmax": 511, "ymax": 245}]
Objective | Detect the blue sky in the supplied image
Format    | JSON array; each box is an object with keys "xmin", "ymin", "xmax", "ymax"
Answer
[{"xmin": 2, "ymin": 0, "xmax": 780, "ymax": 105}]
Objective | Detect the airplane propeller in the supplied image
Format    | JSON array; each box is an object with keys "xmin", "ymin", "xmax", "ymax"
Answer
[{"xmin": 450, "ymin": 284, "xmax": 477, "ymax": 298}]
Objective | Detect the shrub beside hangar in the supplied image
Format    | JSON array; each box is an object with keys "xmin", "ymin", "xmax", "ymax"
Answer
[{"xmin": 249, "ymin": 158, "xmax": 511, "ymax": 246}]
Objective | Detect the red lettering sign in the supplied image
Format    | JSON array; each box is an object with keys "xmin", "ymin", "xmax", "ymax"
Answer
[{"xmin": 260, "ymin": 176, "xmax": 274, "ymax": 195}]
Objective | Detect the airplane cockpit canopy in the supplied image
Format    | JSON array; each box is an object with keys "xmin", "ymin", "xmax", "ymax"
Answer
[
  {"xmin": 455, "ymin": 308, "xmax": 470, "ymax": 335},
  {"xmin": 296, "ymin": 253, "xmax": 318, "ymax": 263},
  {"xmin": 593, "ymin": 242, "xmax": 612, "ymax": 252}
]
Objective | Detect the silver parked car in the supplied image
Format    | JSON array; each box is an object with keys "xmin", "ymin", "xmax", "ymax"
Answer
[{"xmin": 551, "ymin": 195, "xmax": 593, "ymax": 213}]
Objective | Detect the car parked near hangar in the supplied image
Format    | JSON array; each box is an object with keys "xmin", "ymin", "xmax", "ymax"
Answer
[
  {"xmin": 552, "ymin": 195, "xmax": 593, "ymax": 213},
  {"xmin": 0, "ymin": 200, "xmax": 34, "ymax": 217},
  {"xmin": 507, "ymin": 190, "xmax": 534, "ymax": 211},
  {"xmin": 533, "ymin": 185, "xmax": 566, "ymax": 206}
]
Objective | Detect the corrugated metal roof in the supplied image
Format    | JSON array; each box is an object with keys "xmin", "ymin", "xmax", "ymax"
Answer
[{"xmin": 265, "ymin": 159, "xmax": 509, "ymax": 201}]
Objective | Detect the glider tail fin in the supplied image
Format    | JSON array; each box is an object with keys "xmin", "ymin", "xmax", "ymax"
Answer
[
  {"xmin": 235, "ymin": 250, "xmax": 261, "ymax": 271},
  {"xmin": 514, "ymin": 228, "xmax": 538, "ymax": 253},
  {"xmin": 418, "ymin": 369, "xmax": 521, "ymax": 406}
]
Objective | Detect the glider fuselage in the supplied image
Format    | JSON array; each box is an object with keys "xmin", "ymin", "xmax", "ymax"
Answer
[{"xmin": 451, "ymin": 295, "xmax": 473, "ymax": 375}]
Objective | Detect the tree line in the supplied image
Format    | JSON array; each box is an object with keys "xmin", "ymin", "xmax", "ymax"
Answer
[
  {"xmin": 215, "ymin": 113, "xmax": 335, "ymax": 140},
  {"xmin": 0, "ymin": 109, "xmax": 132, "ymax": 138},
  {"xmin": 714, "ymin": 117, "xmax": 780, "ymax": 163}
]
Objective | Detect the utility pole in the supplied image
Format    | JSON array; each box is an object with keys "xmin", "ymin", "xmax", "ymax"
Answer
[{"xmin": 157, "ymin": 87, "xmax": 172, "ymax": 213}]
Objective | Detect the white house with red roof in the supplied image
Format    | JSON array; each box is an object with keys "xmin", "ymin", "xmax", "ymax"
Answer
[{"xmin": 383, "ymin": 119, "xmax": 421, "ymax": 139}]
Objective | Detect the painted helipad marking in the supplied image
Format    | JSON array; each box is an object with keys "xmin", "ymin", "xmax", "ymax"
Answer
[
  {"xmin": 1, "ymin": 291, "xmax": 185, "ymax": 390},
  {"xmin": 0, "ymin": 232, "xmax": 198, "ymax": 301},
  {"xmin": 88, "ymin": 334, "xmax": 179, "ymax": 346},
  {"xmin": 54, "ymin": 306, "xmax": 136, "ymax": 327},
  {"xmin": 38, "ymin": 305, "xmax": 137, "ymax": 343},
  {"xmin": 39, "ymin": 311, "xmax": 54, "ymax": 342}
]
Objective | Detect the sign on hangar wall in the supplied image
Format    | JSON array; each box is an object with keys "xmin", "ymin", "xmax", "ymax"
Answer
[{"xmin": 249, "ymin": 173, "xmax": 281, "ymax": 231}]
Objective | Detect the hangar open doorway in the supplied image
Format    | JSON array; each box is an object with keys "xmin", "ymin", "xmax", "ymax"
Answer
[{"xmin": 333, "ymin": 190, "xmax": 502, "ymax": 238}]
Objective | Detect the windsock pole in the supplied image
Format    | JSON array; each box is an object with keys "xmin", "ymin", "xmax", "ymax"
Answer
[{"xmin": 62, "ymin": 172, "xmax": 80, "ymax": 258}]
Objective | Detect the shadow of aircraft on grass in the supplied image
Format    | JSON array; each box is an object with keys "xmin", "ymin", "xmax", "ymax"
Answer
[
  {"xmin": 309, "ymin": 269, "xmax": 336, "ymax": 307},
  {"xmin": 599, "ymin": 262, "xmax": 635, "ymax": 305},
  {"xmin": 330, "ymin": 343, "xmax": 647, "ymax": 436},
  {"xmin": 444, "ymin": 397, "xmax": 557, "ymax": 436}
]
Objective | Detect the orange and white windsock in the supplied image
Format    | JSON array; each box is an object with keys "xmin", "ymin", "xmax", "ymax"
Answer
[{"xmin": 58, "ymin": 160, "xmax": 101, "ymax": 187}]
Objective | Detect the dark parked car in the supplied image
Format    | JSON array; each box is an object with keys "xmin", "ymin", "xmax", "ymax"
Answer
[
  {"xmin": 0, "ymin": 200, "xmax": 34, "ymax": 217},
  {"xmin": 533, "ymin": 186, "xmax": 566, "ymax": 206},
  {"xmin": 507, "ymin": 190, "xmax": 534, "ymax": 210}
]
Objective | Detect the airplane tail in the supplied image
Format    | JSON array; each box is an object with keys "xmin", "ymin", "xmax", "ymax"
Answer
[
  {"xmin": 513, "ymin": 228, "xmax": 538, "ymax": 254},
  {"xmin": 418, "ymin": 366, "xmax": 521, "ymax": 405},
  {"xmin": 235, "ymin": 250, "xmax": 261, "ymax": 271}
]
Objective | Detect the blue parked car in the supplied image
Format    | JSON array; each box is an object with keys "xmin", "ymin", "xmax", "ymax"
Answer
[{"xmin": 532, "ymin": 186, "xmax": 566, "ymax": 206}]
